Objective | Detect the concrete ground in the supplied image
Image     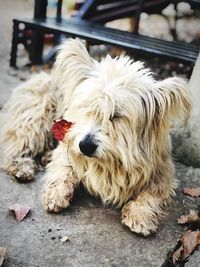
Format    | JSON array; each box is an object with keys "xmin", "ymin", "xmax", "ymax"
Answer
[
  {"xmin": 0, "ymin": 1, "xmax": 200, "ymax": 267},
  {"xmin": 1, "ymin": 164, "xmax": 200, "ymax": 267}
]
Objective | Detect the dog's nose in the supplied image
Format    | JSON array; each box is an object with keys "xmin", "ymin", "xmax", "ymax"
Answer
[{"xmin": 79, "ymin": 134, "xmax": 98, "ymax": 157}]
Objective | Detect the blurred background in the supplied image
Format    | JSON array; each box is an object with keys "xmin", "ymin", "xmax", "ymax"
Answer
[{"xmin": 0, "ymin": 0, "xmax": 200, "ymax": 104}]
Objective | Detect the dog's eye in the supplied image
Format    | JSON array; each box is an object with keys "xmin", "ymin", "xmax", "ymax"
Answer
[{"xmin": 109, "ymin": 112, "xmax": 122, "ymax": 121}]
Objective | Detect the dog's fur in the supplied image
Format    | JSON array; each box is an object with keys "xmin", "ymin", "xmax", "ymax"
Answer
[{"xmin": 0, "ymin": 39, "xmax": 191, "ymax": 235}]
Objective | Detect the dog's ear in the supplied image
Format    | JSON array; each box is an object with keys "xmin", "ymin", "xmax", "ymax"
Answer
[
  {"xmin": 52, "ymin": 38, "xmax": 94, "ymax": 88},
  {"xmin": 151, "ymin": 77, "xmax": 192, "ymax": 128}
]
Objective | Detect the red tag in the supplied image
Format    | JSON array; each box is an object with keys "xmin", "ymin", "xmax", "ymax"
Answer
[{"xmin": 51, "ymin": 119, "xmax": 73, "ymax": 141}]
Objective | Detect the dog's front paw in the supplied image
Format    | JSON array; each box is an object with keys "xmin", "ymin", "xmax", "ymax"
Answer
[
  {"xmin": 121, "ymin": 200, "xmax": 159, "ymax": 236},
  {"xmin": 43, "ymin": 179, "xmax": 75, "ymax": 213},
  {"xmin": 6, "ymin": 157, "xmax": 37, "ymax": 182}
]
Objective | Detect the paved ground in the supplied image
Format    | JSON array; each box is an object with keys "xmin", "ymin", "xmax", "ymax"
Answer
[
  {"xmin": 0, "ymin": 1, "xmax": 200, "ymax": 267},
  {"xmin": 1, "ymin": 163, "xmax": 200, "ymax": 267}
]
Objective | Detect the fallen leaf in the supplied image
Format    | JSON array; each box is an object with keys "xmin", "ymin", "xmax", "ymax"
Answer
[
  {"xmin": 0, "ymin": 247, "xmax": 6, "ymax": 267},
  {"xmin": 51, "ymin": 119, "xmax": 73, "ymax": 142},
  {"xmin": 9, "ymin": 203, "xmax": 30, "ymax": 222},
  {"xmin": 172, "ymin": 244, "xmax": 183, "ymax": 264},
  {"xmin": 182, "ymin": 187, "xmax": 200, "ymax": 197},
  {"xmin": 60, "ymin": 236, "xmax": 70, "ymax": 243},
  {"xmin": 172, "ymin": 230, "xmax": 200, "ymax": 264},
  {"xmin": 178, "ymin": 210, "xmax": 200, "ymax": 224}
]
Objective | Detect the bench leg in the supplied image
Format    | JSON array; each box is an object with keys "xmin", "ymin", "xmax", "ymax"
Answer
[
  {"xmin": 29, "ymin": 30, "xmax": 44, "ymax": 65},
  {"xmin": 134, "ymin": 0, "xmax": 144, "ymax": 33},
  {"xmin": 10, "ymin": 20, "xmax": 19, "ymax": 68},
  {"xmin": 29, "ymin": 0, "xmax": 47, "ymax": 65}
]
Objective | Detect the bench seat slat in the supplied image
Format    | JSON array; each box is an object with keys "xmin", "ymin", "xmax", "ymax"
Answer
[
  {"xmin": 15, "ymin": 17, "xmax": 199, "ymax": 64},
  {"xmin": 64, "ymin": 18, "xmax": 199, "ymax": 51}
]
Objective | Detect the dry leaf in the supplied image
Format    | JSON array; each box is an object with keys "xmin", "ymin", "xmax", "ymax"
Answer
[
  {"xmin": 172, "ymin": 244, "xmax": 183, "ymax": 264},
  {"xmin": 60, "ymin": 236, "xmax": 70, "ymax": 243},
  {"xmin": 0, "ymin": 247, "xmax": 6, "ymax": 267},
  {"xmin": 9, "ymin": 203, "xmax": 30, "ymax": 222},
  {"xmin": 182, "ymin": 187, "xmax": 200, "ymax": 197},
  {"xmin": 178, "ymin": 210, "xmax": 200, "ymax": 224},
  {"xmin": 51, "ymin": 119, "xmax": 73, "ymax": 142},
  {"xmin": 172, "ymin": 230, "xmax": 200, "ymax": 264}
]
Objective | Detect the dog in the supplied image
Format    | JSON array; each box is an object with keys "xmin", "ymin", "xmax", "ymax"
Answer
[{"xmin": 0, "ymin": 39, "xmax": 191, "ymax": 236}]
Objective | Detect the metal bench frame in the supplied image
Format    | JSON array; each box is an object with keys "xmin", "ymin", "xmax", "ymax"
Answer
[{"xmin": 10, "ymin": 0, "xmax": 200, "ymax": 67}]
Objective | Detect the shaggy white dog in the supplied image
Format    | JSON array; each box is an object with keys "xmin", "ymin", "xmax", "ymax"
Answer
[{"xmin": 0, "ymin": 39, "xmax": 191, "ymax": 236}]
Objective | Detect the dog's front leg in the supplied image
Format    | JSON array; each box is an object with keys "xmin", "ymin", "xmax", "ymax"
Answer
[
  {"xmin": 42, "ymin": 144, "xmax": 79, "ymax": 212},
  {"xmin": 121, "ymin": 191, "xmax": 167, "ymax": 236}
]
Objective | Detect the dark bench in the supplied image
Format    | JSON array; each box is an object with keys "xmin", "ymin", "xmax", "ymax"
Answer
[
  {"xmin": 10, "ymin": 0, "xmax": 200, "ymax": 67},
  {"xmin": 76, "ymin": 0, "xmax": 171, "ymax": 24}
]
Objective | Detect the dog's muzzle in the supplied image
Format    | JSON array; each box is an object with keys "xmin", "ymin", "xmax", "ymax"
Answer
[{"xmin": 79, "ymin": 134, "xmax": 98, "ymax": 157}]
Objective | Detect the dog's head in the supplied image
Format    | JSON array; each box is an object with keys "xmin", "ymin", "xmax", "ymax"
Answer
[{"xmin": 53, "ymin": 39, "xmax": 191, "ymax": 172}]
